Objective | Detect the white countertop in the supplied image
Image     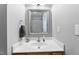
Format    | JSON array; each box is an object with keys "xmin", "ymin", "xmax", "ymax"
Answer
[{"xmin": 12, "ymin": 37, "xmax": 64, "ymax": 53}]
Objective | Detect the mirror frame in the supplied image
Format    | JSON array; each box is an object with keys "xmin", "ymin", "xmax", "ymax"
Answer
[{"xmin": 28, "ymin": 9, "xmax": 50, "ymax": 35}]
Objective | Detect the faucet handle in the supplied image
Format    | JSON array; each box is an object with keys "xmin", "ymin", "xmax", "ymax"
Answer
[
  {"xmin": 26, "ymin": 38, "xmax": 30, "ymax": 42},
  {"xmin": 42, "ymin": 35, "xmax": 45, "ymax": 42},
  {"xmin": 43, "ymin": 38, "xmax": 45, "ymax": 42}
]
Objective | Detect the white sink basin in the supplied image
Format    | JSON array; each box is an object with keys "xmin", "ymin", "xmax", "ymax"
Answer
[{"xmin": 31, "ymin": 42, "xmax": 47, "ymax": 49}]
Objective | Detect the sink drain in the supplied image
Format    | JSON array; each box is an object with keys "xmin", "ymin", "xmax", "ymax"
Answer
[{"xmin": 38, "ymin": 47, "xmax": 40, "ymax": 49}]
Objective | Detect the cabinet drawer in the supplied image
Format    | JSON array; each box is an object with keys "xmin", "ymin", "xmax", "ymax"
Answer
[
  {"xmin": 26, "ymin": 53, "xmax": 50, "ymax": 55},
  {"xmin": 51, "ymin": 52, "xmax": 64, "ymax": 55}
]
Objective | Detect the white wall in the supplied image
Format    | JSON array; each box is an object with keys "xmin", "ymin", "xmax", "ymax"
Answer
[
  {"xmin": 53, "ymin": 4, "xmax": 79, "ymax": 55},
  {"xmin": 7, "ymin": 4, "xmax": 25, "ymax": 54}
]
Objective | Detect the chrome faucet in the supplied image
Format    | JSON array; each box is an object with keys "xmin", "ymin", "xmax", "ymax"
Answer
[{"xmin": 37, "ymin": 36, "xmax": 45, "ymax": 43}]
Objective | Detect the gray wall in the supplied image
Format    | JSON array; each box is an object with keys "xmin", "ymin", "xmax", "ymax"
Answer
[
  {"xmin": 0, "ymin": 4, "xmax": 7, "ymax": 55},
  {"xmin": 53, "ymin": 4, "xmax": 79, "ymax": 55}
]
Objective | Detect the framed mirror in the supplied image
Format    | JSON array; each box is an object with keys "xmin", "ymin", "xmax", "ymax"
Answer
[{"xmin": 28, "ymin": 9, "xmax": 49, "ymax": 34}]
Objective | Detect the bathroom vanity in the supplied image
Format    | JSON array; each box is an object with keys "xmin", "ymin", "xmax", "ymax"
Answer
[{"xmin": 12, "ymin": 37, "xmax": 64, "ymax": 55}]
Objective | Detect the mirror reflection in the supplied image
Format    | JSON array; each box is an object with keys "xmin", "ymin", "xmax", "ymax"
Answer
[{"xmin": 29, "ymin": 10, "xmax": 49, "ymax": 34}]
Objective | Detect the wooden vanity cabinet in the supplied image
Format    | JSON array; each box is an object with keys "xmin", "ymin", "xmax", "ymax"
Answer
[{"xmin": 12, "ymin": 51, "xmax": 64, "ymax": 55}]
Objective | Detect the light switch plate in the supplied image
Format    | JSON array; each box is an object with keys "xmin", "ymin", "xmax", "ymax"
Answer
[
  {"xmin": 75, "ymin": 24, "xmax": 79, "ymax": 35},
  {"xmin": 57, "ymin": 26, "xmax": 60, "ymax": 33}
]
